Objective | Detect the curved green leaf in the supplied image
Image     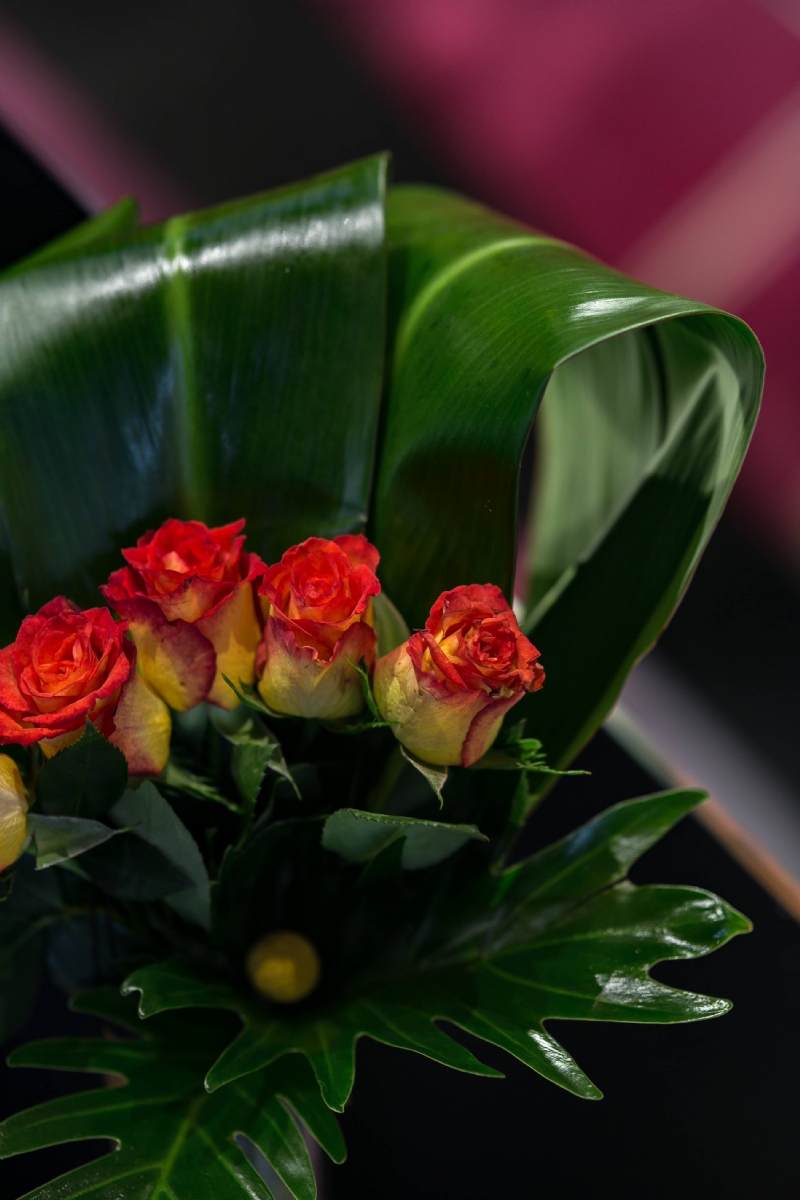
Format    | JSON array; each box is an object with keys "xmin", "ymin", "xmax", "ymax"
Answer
[
  {"xmin": 322, "ymin": 807, "xmax": 486, "ymax": 869},
  {"xmin": 374, "ymin": 187, "xmax": 762, "ymax": 766},
  {"xmin": 0, "ymin": 990, "xmax": 344, "ymax": 1200}
]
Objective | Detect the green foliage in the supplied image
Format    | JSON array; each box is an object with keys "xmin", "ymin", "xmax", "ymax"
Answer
[
  {"xmin": 26, "ymin": 813, "xmax": 122, "ymax": 868},
  {"xmin": 110, "ymin": 783, "xmax": 211, "ymax": 929},
  {"xmin": 211, "ymin": 707, "xmax": 299, "ymax": 802},
  {"xmin": 375, "ymin": 188, "xmax": 762, "ymax": 772},
  {"xmin": 162, "ymin": 757, "xmax": 244, "ymax": 814},
  {"xmin": 400, "ymin": 744, "xmax": 448, "ymax": 806},
  {"xmin": 0, "ymin": 157, "xmax": 387, "ymax": 635},
  {"xmin": 371, "ymin": 590, "xmax": 410, "ymax": 656},
  {"xmin": 0, "ymin": 858, "xmax": 60, "ymax": 1038},
  {"xmin": 36, "ymin": 720, "xmax": 128, "ymax": 818},
  {"xmin": 119, "ymin": 789, "xmax": 746, "ymax": 1117},
  {"xmin": 0, "ymin": 990, "xmax": 345, "ymax": 1200},
  {"xmin": 0, "ymin": 160, "xmax": 761, "ymax": 1198},
  {"xmin": 322, "ymin": 808, "xmax": 487, "ymax": 868}
]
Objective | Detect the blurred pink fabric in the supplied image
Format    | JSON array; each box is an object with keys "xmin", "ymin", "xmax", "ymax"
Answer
[
  {"xmin": 0, "ymin": 17, "xmax": 187, "ymax": 223},
  {"xmin": 316, "ymin": 0, "xmax": 800, "ymax": 557}
]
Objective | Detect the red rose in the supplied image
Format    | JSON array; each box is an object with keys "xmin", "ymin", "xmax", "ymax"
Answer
[
  {"xmin": 0, "ymin": 598, "xmax": 170, "ymax": 773},
  {"xmin": 257, "ymin": 535, "xmax": 381, "ymax": 718},
  {"xmin": 102, "ymin": 518, "xmax": 265, "ymax": 711},
  {"xmin": 374, "ymin": 584, "xmax": 544, "ymax": 767}
]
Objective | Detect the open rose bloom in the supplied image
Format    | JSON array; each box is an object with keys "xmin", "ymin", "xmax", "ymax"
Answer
[
  {"xmin": 374, "ymin": 584, "xmax": 544, "ymax": 767},
  {"xmin": 102, "ymin": 518, "xmax": 265, "ymax": 711},
  {"xmin": 257, "ymin": 535, "xmax": 380, "ymax": 719},
  {"xmin": 0, "ymin": 597, "xmax": 170, "ymax": 774}
]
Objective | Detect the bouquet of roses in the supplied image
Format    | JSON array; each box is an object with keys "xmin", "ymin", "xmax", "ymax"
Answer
[{"xmin": 0, "ymin": 155, "xmax": 762, "ymax": 1199}]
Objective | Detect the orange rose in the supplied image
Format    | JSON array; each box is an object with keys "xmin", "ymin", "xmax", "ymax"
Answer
[
  {"xmin": 257, "ymin": 535, "xmax": 380, "ymax": 718},
  {"xmin": 0, "ymin": 598, "xmax": 169, "ymax": 774},
  {"xmin": 102, "ymin": 518, "xmax": 265, "ymax": 711},
  {"xmin": 374, "ymin": 584, "xmax": 544, "ymax": 767}
]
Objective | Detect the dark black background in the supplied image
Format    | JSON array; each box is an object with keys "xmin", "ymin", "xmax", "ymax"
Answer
[{"xmin": 1, "ymin": 6, "xmax": 799, "ymax": 1194}]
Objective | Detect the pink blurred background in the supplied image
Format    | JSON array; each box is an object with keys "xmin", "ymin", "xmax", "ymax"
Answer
[{"xmin": 2, "ymin": 0, "xmax": 800, "ymax": 557}]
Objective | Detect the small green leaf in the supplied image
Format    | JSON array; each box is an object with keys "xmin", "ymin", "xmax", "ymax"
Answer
[
  {"xmin": 212, "ymin": 707, "xmax": 299, "ymax": 802},
  {"xmin": 400, "ymin": 744, "xmax": 448, "ymax": 806},
  {"xmin": 162, "ymin": 758, "xmax": 244, "ymax": 813},
  {"xmin": 325, "ymin": 660, "xmax": 398, "ymax": 735},
  {"xmin": 36, "ymin": 720, "xmax": 128, "ymax": 819},
  {"xmin": 222, "ymin": 675, "xmax": 286, "ymax": 720},
  {"xmin": 347, "ymin": 657, "xmax": 380, "ymax": 718},
  {"xmin": 323, "ymin": 808, "xmax": 487, "ymax": 869},
  {"xmin": 109, "ymin": 783, "xmax": 211, "ymax": 929},
  {"xmin": 372, "ymin": 591, "xmax": 410, "ymax": 657},
  {"xmin": 26, "ymin": 812, "xmax": 122, "ymax": 869}
]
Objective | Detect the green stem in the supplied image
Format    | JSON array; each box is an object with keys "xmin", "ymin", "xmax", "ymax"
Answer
[{"xmin": 364, "ymin": 745, "xmax": 406, "ymax": 814}]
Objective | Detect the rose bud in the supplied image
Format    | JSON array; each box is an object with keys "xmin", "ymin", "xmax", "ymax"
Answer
[
  {"xmin": 374, "ymin": 584, "xmax": 545, "ymax": 768},
  {"xmin": 0, "ymin": 755, "xmax": 28, "ymax": 871},
  {"xmin": 257, "ymin": 535, "xmax": 380, "ymax": 719},
  {"xmin": 0, "ymin": 598, "xmax": 170, "ymax": 774},
  {"xmin": 102, "ymin": 518, "xmax": 265, "ymax": 711}
]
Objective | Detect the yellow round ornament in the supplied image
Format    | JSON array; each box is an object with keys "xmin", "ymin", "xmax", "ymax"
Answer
[{"xmin": 245, "ymin": 930, "xmax": 321, "ymax": 1004}]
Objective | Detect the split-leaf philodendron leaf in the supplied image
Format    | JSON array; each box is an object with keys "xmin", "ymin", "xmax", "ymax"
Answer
[
  {"xmin": 0, "ymin": 990, "xmax": 345, "ymax": 1200},
  {"xmin": 125, "ymin": 790, "xmax": 743, "ymax": 1111}
]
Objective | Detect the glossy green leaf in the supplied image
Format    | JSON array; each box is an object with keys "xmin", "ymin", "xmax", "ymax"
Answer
[
  {"xmin": 0, "ymin": 990, "xmax": 345, "ymax": 1200},
  {"xmin": 374, "ymin": 187, "xmax": 762, "ymax": 766},
  {"xmin": 26, "ymin": 812, "xmax": 122, "ymax": 868},
  {"xmin": 110, "ymin": 782, "xmax": 211, "ymax": 928},
  {"xmin": 1, "ymin": 196, "xmax": 141, "ymax": 279},
  {"xmin": 322, "ymin": 807, "xmax": 486, "ymax": 868},
  {"xmin": 0, "ymin": 156, "xmax": 387, "ymax": 631},
  {"xmin": 124, "ymin": 789, "xmax": 747, "ymax": 1111},
  {"xmin": 36, "ymin": 719, "xmax": 128, "ymax": 818}
]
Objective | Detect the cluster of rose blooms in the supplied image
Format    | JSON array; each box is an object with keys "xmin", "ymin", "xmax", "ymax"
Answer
[{"xmin": 0, "ymin": 519, "xmax": 544, "ymax": 871}]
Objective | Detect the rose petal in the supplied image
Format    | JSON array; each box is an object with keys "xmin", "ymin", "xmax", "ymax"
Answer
[
  {"xmin": 196, "ymin": 582, "xmax": 262, "ymax": 709},
  {"xmin": 461, "ymin": 692, "xmax": 525, "ymax": 767},
  {"xmin": 258, "ymin": 616, "xmax": 375, "ymax": 719},
  {"xmin": 107, "ymin": 596, "xmax": 216, "ymax": 711},
  {"xmin": 109, "ymin": 670, "xmax": 171, "ymax": 775}
]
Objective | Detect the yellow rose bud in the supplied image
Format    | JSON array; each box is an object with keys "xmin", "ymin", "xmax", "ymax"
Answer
[
  {"xmin": 246, "ymin": 931, "xmax": 321, "ymax": 1004},
  {"xmin": 0, "ymin": 755, "xmax": 28, "ymax": 872},
  {"xmin": 374, "ymin": 585, "xmax": 545, "ymax": 768}
]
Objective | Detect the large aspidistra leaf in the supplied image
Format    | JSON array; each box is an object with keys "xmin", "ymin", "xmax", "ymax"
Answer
[
  {"xmin": 373, "ymin": 187, "xmax": 762, "ymax": 767},
  {"xmin": 0, "ymin": 156, "xmax": 387, "ymax": 632},
  {"xmin": 0, "ymin": 990, "xmax": 345, "ymax": 1200}
]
